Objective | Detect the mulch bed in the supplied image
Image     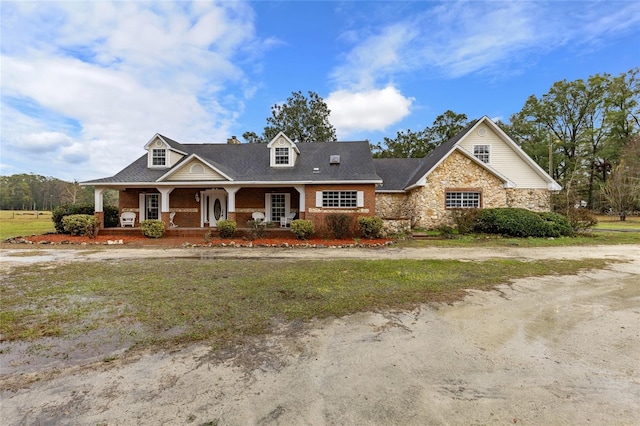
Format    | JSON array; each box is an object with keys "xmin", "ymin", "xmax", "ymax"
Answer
[{"xmin": 5, "ymin": 233, "xmax": 394, "ymax": 248}]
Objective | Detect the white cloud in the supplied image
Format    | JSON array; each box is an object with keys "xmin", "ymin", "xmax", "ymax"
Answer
[
  {"xmin": 331, "ymin": 1, "xmax": 640, "ymax": 85},
  {"xmin": 14, "ymin": 132, "xmax": 74, "ymax": 153},
  {"xmin": 0, "ymin": 1, "xmax": 263, "ymax": 180},
  {"xmin": 326, "ymin": 86, "xmax": 413, "ymax": 136}
]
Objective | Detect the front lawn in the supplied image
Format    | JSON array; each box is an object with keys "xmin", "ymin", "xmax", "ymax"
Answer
[{"xmin": 1, "ymin": 257, "xmax": 611, "ymax": 351}]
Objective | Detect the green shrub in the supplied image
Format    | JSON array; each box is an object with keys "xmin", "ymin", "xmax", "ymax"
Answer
[
  {"xmin": 52, "ymin": 204, "xmax": 118, "ymax": 231},
  {"xmin": 437, "ymin": 225, "xmax": 455, "ymax": 239},
  {"xmin": 62, "ymin": 214, "xmax": 98, "ymax": 237},
  {"xmin": 246, "ymin": 219, "xmax": 269, "ymax": 240},
  {"xmin": 539, "ymin": 212, "xmax": 574, "ymax": 237},
  {"xmin": 290, "ymin": 219, "xmax": 315, "ymax": 239},
  {"xmin": 473, "ymin": 208, "xmax": 573, "ymax": 238},
  {"xmin": 357, "ymin": 216, "xmax": 384, "ymax": 239},
  {"xmin": 103, "ymin": 205, "xmax": 119, "ymax": 228},
  {"xmin": 325, "ymin": 213, "xmax": 354, "ymax": 239},
  {"xmin": 140, "ymin": 220, "xmax": 165, "ymax": 238},
  {"xmin": 217, "ymin": 220, "xmax": 237, "ymax": 238},
  {"xmin": 52, "ymin": 204, "xmax": 94, "ymax": 233},
  {"xmin": 450, "ymin": 208, "xmax": 480, "ymax": 235}
]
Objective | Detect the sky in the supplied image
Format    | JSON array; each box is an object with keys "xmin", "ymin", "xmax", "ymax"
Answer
[{"xmin": 1, "ymin": 1, "xmax": 639, "ymax": 182}]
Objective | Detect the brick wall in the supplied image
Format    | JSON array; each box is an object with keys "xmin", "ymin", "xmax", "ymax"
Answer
[
  {"xmin": 304, "ymin": 184, "xmax": 376, "ymax": 231},
  {"xmin": 235, "ymin": 187, "xmax": 300, "ymax": 225}
]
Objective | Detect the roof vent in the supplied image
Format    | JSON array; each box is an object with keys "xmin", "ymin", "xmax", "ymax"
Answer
[
  {"xmin": 313, "ymin": 167, "xmax": 320, "ymax": 173},
  {"xmin": 330, "ymin": 155, "xmax": 340, "ymax": 164}
]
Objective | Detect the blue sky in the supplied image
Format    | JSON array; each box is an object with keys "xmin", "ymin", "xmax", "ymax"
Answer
[{"xmin": 1, "ymin": 1, "xmax": 639, "ymax": 181}]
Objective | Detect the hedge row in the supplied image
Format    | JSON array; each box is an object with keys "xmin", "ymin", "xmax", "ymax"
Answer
[
  {"xmin": 472, "ymin": 208, "xmax": 574, "ymax": 237},
  {"xmin": 52, "ymin": 204, "xmax": 118, "ymax": 233}
]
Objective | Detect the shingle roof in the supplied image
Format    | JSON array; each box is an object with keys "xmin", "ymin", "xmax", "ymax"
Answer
[
  {"xmin": 373, "ymin": 158, "xmax": 423, "ymax": 191},
  {"xmin": 83, "ymin": 140, "xmax": 382, "ymax": 184},
  {"xmin": 403, "ymin": 121, "xmax": 476, "ymax": 188}
]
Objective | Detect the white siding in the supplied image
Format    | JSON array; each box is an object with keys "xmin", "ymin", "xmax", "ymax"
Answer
[
  {"xmin": 459, "ymin": 125, "xmax": 548, "ymax": 189},
  {"xmin": 169, "ymin": 150, "xmax": 185, "ymax": 166},
  {"xmin": 167, "ymin": 159, "xmax": 225, "ymax": 181}
]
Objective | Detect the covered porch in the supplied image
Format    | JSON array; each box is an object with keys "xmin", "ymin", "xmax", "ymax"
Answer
[{"xmin": 92, "ymin": 184, "xmax": 307, "ymax": 232}]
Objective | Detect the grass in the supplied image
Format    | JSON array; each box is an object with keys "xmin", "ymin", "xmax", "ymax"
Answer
[
  {"xmin": 1, "ymin": 257, "xmax": 612, "ymax": 350},
  {"xmin": 594, "ymin": 214, "xmax": 640, "ymax": 230},
  {"xmin": 398, "ymin": 230, "xmax": 640, "ymax": 247},
  {"xmin": 0, "ymin": 210, "xmax": 55, "ymax": 240}
]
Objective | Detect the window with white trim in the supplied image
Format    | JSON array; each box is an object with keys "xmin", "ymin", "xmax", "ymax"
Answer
[
  {"xmin": 275, "ymin": 147, "xmax": 289, "ymax": 165},
  {"xmin": 445, "ymin": 191, "xmax": 481, "ymax": 208},
  {"xmin": 322, "ymin": 191, "xmax": 358, "ymax": 208},
  {"xmin": 473, "ymin": 145, "xmax": 490, "ymax": 164},
  {"xmin": 152, "ymin": 149, "xmax": 166, "ymax": 166}
]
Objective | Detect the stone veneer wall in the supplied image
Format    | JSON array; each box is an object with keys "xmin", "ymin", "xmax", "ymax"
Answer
[
  {"xmin": 376, "ymin": 192, "xmax": 413, "ymax": 235},
  {"xmin": 407, "ymin": 150, "xmax": 508, "ymax": 229},
  {"xmin": 375, "ymin": 151, "xmax": 554, "ymax": 231},
  {"xmin": 505, "ymin": 188, "xmax": 551, "ymax": 212}
]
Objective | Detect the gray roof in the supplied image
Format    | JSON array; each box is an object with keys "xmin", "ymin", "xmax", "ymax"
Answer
[
  {"xmin": 373, "ymin": 121, "xmax": 476, "ymax": 190},
  {"xmin": 373, "ymin": 158, "xmax": 423, "ymax": 191},
  {"xmin": 84, "ymin": 138, "xmax": 382, "ymax": 184},
  {"xmin": 404, "ymin": 121, "xmax": 476, "ymax": 188}
]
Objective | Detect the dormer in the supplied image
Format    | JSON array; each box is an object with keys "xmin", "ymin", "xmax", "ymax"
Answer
[
  {"xmin": 143, "ymin": 134, "xmax": 187, "ymax": 169},
  {"xmin": 267, "ymin": 132, "xmax": 300, "ymax": 168}
]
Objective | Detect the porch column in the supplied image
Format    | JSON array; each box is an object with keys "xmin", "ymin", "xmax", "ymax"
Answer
[
  {"xmin": 94, "ymin": 187, "xmax": 106, "ymax": 228},
  {"xmin": 225, "ymin": 186, "xmax": 240, "ymax": 222},
  {"xmin": 294, "ymin": 185, "xmax": 306, "ymax": 218},
  {"xmin": 158, "ymin": 187, "xmax": 175, "ymax": 228}
]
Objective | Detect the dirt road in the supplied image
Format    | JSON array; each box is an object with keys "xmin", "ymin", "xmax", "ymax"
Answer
[{"xmin": 1, "ymin": 245, "xmax": 639, "ymax": 425}]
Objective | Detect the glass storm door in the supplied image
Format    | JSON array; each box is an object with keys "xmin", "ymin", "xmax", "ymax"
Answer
[{"xmin": 145, "ymin": 194, "xmax": 159, "ymax": 220}]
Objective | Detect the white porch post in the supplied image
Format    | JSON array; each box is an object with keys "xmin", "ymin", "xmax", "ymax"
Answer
[
  {"xmin": 93, "ymin": 187, "xmax": 106, "ymax": 228},
  {"xmin": 94, "ymin": 187, "xmax": 106, "ymax": 212},
  {"xmin": 294, "ymin": 185, "xmax": 306, "ymax": 213},
  {"xmin": 158, "ymin": 187, "xmax": 175, "ymax": 228},
  {"xmin": 225, "ymin": 186, "xmax": 240, "ymax": 213},
  {"xmin": 225, "ymin": 186, "xmax": 240, "ymax": 222},
  {"xmin": 158, "ymin": 187, "xmax": 175, "ymax": 212}
]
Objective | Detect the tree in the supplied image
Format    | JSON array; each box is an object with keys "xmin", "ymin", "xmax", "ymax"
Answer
[
  {"xmin": 509, "ymin": 69, "xmax": 640, "ymax": 210},
  {"xmin": 431, "ymin": 110, "xmax": 469, "ymax": 143},
  {"xmin": 243, "ymin": 91, "xmax": 337, "ymax": 143},
  {"xmin": 372, "ymin": 128, "xmax": 435, "ymax": 158},
  {"xmin": 601, "ymin": 135, "xmax": 640, "ymax": 220},
  {"xmin": 372, "ymin": 110, "xmax": 469, "ymax": 158}
]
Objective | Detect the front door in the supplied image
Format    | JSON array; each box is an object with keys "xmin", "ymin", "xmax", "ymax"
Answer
[{"xmin": 201, "ymin": 190, "xmax": 227, "ymax": 227}]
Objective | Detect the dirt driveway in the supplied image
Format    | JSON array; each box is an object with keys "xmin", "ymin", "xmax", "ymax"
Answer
[{"xmin": 1, "ymin": 245, "xmax": 639, "ymax": 425}]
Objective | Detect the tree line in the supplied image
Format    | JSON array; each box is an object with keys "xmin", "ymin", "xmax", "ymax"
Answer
[
  {"xmin": 242, "ymin": 69, "xmax": 639, "ymax": 213},
  {"xmin": 0, "ymin": 174, "xmax": 117, "ymax": 211},
  {"xmin": 3, "ymin": 69, "xmax": 638, "ymax": 214}
]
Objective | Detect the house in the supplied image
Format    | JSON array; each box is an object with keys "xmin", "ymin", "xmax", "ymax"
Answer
[
  {"xmin": 83, "ymin": 116, "xmax": 560, "ymax": 234},
  {"xmin": 83, "ymin": 132, "xmax": 381, "ymax": 231},
  {"xmin": 374, "ymin": 116, "xmax": 561, "ymax": 232}
]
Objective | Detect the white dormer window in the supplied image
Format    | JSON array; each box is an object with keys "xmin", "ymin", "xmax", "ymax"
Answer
[
  {"xmin": 152, "ymin": 149, "xmax": 166, "ymax": 166},
  {"xmin": 267, "ymin": 132, "xmax": 299, "ymax": 168},
  {"xmin": 275, "ymin": 147, "xmax": 290, "ymax": 165}
]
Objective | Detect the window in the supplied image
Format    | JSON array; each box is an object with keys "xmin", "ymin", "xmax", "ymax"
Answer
[
  {"xmin": 152, "ymin": 149, "xmax": 166, "ymax": 166},
  {"xmin": 473, "ymin": 145, "xmax": 490, "ymax": 164},
  {"xmin": 270, "ymin": 193, "xmax": 286, "ymax": 222},
  {"xmin": 322, "ymin": 191, "xmax": 358, "ymax": 208},
  {"xmin": 145, "ymin": 194, "xmax": 159, "ymax": 219},
  {"xmin": 275, "ymin": 147, "xmax": 289, "ymax": 165},
  {"xmin": 445, "ymin": 191, "xmax": 481, "ymax": 208}
]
